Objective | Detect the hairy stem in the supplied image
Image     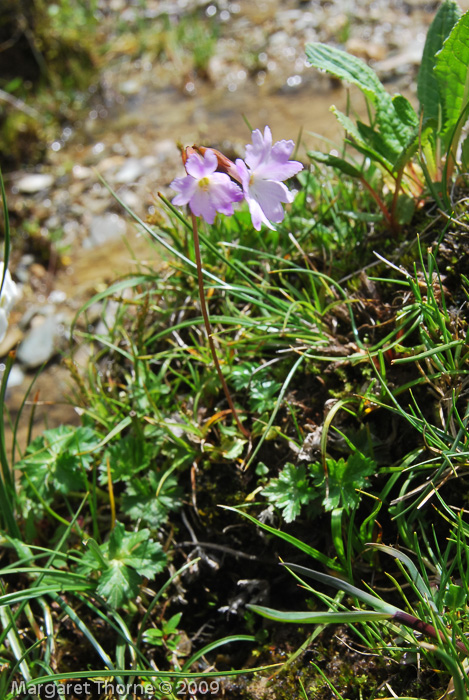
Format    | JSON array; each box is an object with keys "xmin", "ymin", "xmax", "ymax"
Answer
[{"xmin": 191, "ymin": 213, "xmax": 250, "ymax": 439}]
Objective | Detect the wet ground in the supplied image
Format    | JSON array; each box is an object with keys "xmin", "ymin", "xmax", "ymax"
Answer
[{"xmin": 3, "ymin": 0, "xmax": 467, "ymax": 443}]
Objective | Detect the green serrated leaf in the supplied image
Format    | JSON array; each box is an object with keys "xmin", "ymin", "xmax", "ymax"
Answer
[
  {"xmin": 434, "ymin": 9, "xmax": 469, "ymax": 147},
  {"xmin": 122, "ymin": 470, "xmax": 182, "ymax": 527},
  {"xmin": 17, "ymin": 426, "xmax": 99, "ymax": 505},
  {"xmin": 392, "ymin": 95, "xmax": 419, "ymax": 129},
  {"xmin": 263, "ymin": 463, "xmax": 316, "ymax": 523},
  {"xmin": 305, "ymin": 42, "xmax": 411, "ymax": 155},
  {"xmin": 418, "ymin": 0, "xmax": 462, "ymax": 126},
  {"xmin": 79, "ymin": 522, "xmax": 166, "ymax": 607},
  {"xmin": 97, "ymin": 560, "xmax": 141, "ymax": 609},
  {"xmin": 330, "ymin": 106, "xmax": 365, "ymax": 144},
  {"xmin": 306, "ymin": 42, "xmax": 387, "ymax": 107},
  {"xmin": 310, "ymin": 453, "xmax": 375, "ymax": 511},
  {"xmin": 308, "ymin": 150, "xmax": 363, "ymax": 179},
  {"xmin": 107, "ymin": 522, "xmax": 166, "ymax": 578}
]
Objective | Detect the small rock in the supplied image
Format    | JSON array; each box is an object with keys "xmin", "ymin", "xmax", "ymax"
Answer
[
  {"xmin": 17, "ymin": 314, "xmax": 63, "ymax": 368},
  {"xmin": 114, "ymin": 158, "xmax": 147, "ymax": 184},
  {"xmin": 72, "ymin": 164, "xmax": 93, "ymax": 180},
  {"xmin": 85, "ymin": 213, "xmax": 127, "ymax": 248},
  {"xmin": 120, "ymin": 190, "xmax": 140, "ymax": 209},
  {"xmin": 6, "ymin": 365, "xmax": 25, "ymax": 388},
  {"xmin": 29, "ymin": 263, "xmax": 48, "ymax": 279},
  {"xmin": 119, "ymin": 79, "xmax": 142, "ymax": 96},
  {"xmin": 0, "ymin": 326, "xmax": 24, "ymax": 356},
  {"xmin": 16, "ymin": 173, "xmax": 54, "ymax": 194}
]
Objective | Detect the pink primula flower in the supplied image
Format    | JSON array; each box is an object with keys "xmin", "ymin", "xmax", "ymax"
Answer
[
  {"xmin": 235, "ymin": 126, "xmax": 303, "ymax": 230},
  {"xmin": 170, "ymin": 149, "xmax": 243, "ymax": 224}
]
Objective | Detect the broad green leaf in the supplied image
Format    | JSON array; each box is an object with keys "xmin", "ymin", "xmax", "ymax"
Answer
[
  {"xmin": 306, "ymin": 42, "xmax": 411, "ymax": 154},
  {"xmin": 330, "ymin": 106, "xmax": 365, "ymax": 144},
  {"xmin": 309, "ymin": 453, "xmax": 375, "ymax": 512},
  {"xmin": 308, "ymin": 151, "xmax": 363, "ymax": 179},
  {"xmin": 122, "ymin": 471, "xmax": 182, "ymax": 527},
  {"xmin": 306, "ymin": 42, "xmax": 386, "ymax": 107},
  {"xmin": 392, "ymin": 95, "xmax": 419, "ymax": 129},
  {"xmin": 262, "ymin": 463, "xmax": 317, "ymax": 523},
  {"xmin": 247, "ymin": 605, "xmax": 391, "ymax": 624},
  {"xmin": 434, "ymin": 10, "xmax": 469, "ymax": 146},
  {"xmin": 98, "ymin": 560, "xmax": 140, "ymax": 609},
  {"xmin": 79, "ymin": 522, "xmax": 167, "ymax": 607},
  {"xmin": 418, "ymin": 0, "xmax": 462, "ymax": 125}
]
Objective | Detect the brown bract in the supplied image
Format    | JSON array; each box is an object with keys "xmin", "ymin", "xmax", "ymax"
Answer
[{"xmin": 191, "ymin": 144, "xmax": 242, "ymax": 184}]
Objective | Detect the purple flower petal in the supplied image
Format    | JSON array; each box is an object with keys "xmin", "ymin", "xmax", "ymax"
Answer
[
  {"xmin": 170, "ymin": 150, "xmax": 243, "ymax": 224},
  {"xmin": 189, "ymin": 188, "xmax": 217, "ymax": 223},
  {"xmin": 246, "ymin": 197, "xmax": 276, "ymax": 231},
  {"xmin": 245, "ymin": 126, "xmax": 272, "ymax": 171},
  {"xmin": 185, "ymin": 150, "xmax": 218, "ymax": 179},
  {"xmin": 170, "ymin": 175, "xmax": 198, "ymax": 205},
  {"xmin": 209, "ymin": 174, "xmax": 244, "ymax": 215},
  {"xmin": 236, "ymin": 128, "xmax": 302, "ymax": 230},
  {"xmin": 249, "ymin": 179, "xmax": 291, "ymax": 222}
]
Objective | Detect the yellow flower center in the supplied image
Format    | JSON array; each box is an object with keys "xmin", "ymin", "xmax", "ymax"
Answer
[{"xmin": 198, "ymin": 176, "xmax": 210, "ymax": 190}]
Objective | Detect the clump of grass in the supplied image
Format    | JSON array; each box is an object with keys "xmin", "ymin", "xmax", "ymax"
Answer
[{"xmin": 3, "ymin": 2, "xmax": 469, "ymax": 697}]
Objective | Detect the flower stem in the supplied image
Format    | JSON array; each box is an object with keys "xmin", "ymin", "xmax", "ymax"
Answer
[{"xmin": 191, "ymin": 213, "xmax": 250, "ymax": 439}]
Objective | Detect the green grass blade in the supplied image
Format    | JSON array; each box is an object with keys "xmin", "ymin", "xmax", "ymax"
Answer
[
  {"xmin": 0, "ymin": 167, "xmax": 11, "ymax": 295},
  {"xmin": 182, "ymin": 635, "xmax": 256, "ymax": 672},
  {"xmin": 248, "ymin": 605, "xmax": 391, "ymax": 624},
  {"xmin": 222, "ymin": 507, "xmax": 340, "ymax": 570},
  {"xmin": 367, "ymin": 543, "xmax": 437, "ymax": 610},
  {"xmin": 282, "ymin": 563, "xmax": 399, "ymax": 615}
]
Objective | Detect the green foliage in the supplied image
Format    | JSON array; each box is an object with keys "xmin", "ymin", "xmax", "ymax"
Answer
[
  {"xmin": 17, "ymin": 425, "xmax": 99, "ymax": 511},
  {"xmin": 143, "ymin": 612, "xmax": 183, "ymax": 652},
  {"xmin": 263, "ymin": 452, "xmax": 376, "ymax": 522},
  {"xmin": 79, "ymin": 522, "xmax": 167, "ymax": 608},
  {"xmin": 229, "ymin": 362, "xmax": 283, "ymax": 414},
  {"xmin": 263, "ymin": 464, "xmax": 317, "ymax": 523},
  {"xmin": 433, "ymin": 11, "xmax": 469, "ymax": 159},
  {"xmin": 305, "ymin": 0, "xmax": 469, "ymax": 227},
  {"xmin": 122, "ymin": 470, "xmax": 182, "ymax": 527},
  {"xmin": 417, "ymin": 0, "xmax": 462, "ymax": 126},
  {"xmin": 310, "ymin": 453, "xmax": 376, "ymax": 511}
]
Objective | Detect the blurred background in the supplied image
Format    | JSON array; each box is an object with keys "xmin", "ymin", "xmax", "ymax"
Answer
[{"xmin": 0, "ymin": 0, "xmax": 465, "ymax": 432}]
